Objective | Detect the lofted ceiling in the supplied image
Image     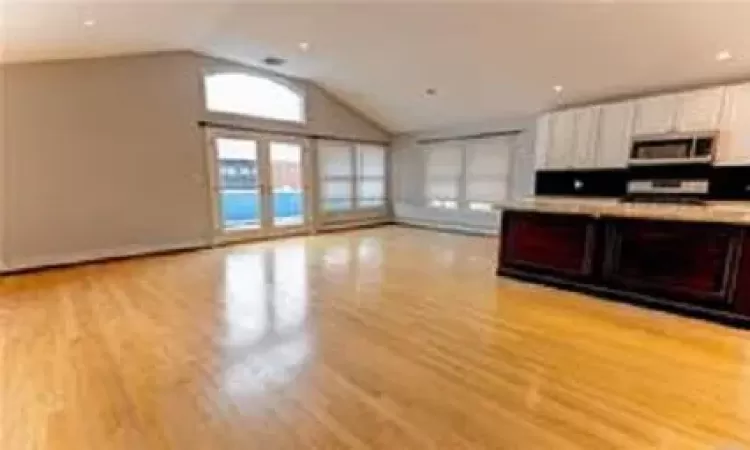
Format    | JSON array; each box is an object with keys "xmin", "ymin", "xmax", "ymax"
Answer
[{"xmin": 5, "ymin": 1, "xmax": 750, "ymax": 133}]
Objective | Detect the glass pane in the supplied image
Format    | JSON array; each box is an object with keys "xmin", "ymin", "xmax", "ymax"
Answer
[
  {"xmin": 270, "ymin": 142, "xmax": 304, "ymax": 227},
  {"xmin": 322, "ymin": 180, "xmax": 353, "ymax": 212},
  {"xmin": 469, "ymin": 202, "xmax": 494, "ymax": 212},
  {"xmin": 319, "ymin": 143, "xmax": 353, "ymax": 177},
  {"xmin": 216, "ymin": 138, "xmax": 260, "ymax": 230},
  {"xmin": 205, "ymin": 73, "xmax": 304, "ymax": 122},
  {"xmin": 358, "ymin": 145, "xmax": 385, "ymax": 177},
  {"xmin": 323, "ymin": 199, "xmax": 353, "ymax": 212},
  {"xmin": 359, "ymin": 198, "xmax": 384, "ymax": 208},
  {"xmin": 466, "ymin": 180, "xmax": 507, "ymax": 203},
  {"xmin": 425, "ymin": 180, "xmax": 458, "ymax": 199},
  {"xmin": 358, "ymin": 179, "xmax": 385, "ymax": 200}
]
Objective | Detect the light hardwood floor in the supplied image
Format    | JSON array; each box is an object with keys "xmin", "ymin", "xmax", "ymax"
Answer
[{"xmin": 1, "ymin": 225, "xmax": 750, "ymax": 449}]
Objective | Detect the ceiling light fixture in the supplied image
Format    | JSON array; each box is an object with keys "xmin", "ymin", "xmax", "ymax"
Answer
[
  {"xmin": 299, "ymin": 42, "xmax": 310, "ymax": 51},
  {"xmin": 553, "ymin": 85, "xmax": 563, "ymax": 93},
  {"xmin": 83, "ymin": 19, "xmax": 96, "ymax": 27},
  {"xmin": 716, "ymin": 50, "xmax": 733, "ymax": 61}
]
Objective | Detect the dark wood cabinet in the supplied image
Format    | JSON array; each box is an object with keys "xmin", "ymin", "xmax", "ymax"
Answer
[
  {"xmin": 730, "ymin": 231, "xmax": 750, "ymax": 316},
  {"xmin": 498, "ymin": 210, "xmax": 750, "ymax": 326},
  {"xmin": 500, "ymin": 211, "xmax": 596, "ymax": 278},
  {"xmin": 603, "ymin": 220, "xmax": 740, "ymax": 305}
]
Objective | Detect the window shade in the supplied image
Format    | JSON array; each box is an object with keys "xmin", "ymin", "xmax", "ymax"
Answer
[
  {"xmin": 425, "ymin": 144, "xmax": 462, "ymax": 200},
  {"xmin": 465, "ymin": 137, "xmax": 511, "ymax": 203},
  {"xmin": 319, "ymin": 141, "xmax": 355, "ymax": 211},
  {"xmin": 356, "ymin": 145, "xmax": 386, "ymax": 207}
]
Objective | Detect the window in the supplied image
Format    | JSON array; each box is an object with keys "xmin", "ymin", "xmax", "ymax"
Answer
[
  {"xmin": 319, "ymin": 141, "xmax": 354, "ymax": 212},
  {"xmin": 318, "ymin": 140, "xmax": 388, "ymax": 213},
  {"xmin": 465, "ymin": 137, "xmax": 511, "ymax": 207},
  {"xmin": 424, "ymin": 143, "xmax": 462, "ymax": 208},
  {"xmin": 356, "ymin": 144, "xmax": 386, "ymax": 208},
  {"xmin": 422, "ymin": 136, "xmax": 513, "ymax": 210},
  {"xmin": 204, "ymin": 72, "xmax": 305, "ymax": 123}
]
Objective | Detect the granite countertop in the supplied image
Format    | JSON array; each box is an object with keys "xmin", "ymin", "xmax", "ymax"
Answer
[{"xmin": 497, "ymin": 197, "xmax": 750, "ymax": 225}]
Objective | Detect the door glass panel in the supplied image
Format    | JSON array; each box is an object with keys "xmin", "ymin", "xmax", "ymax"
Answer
[
  {"xmin": 270, "ymin": 141, "xmax": 304, "ymax": 227},
  {"xmin": 216, "ymin": 138, "xmax": 260, "ymax": 230}
]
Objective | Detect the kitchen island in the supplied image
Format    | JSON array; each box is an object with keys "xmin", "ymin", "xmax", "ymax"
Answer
[{"xmin": 497, "ymin": 198, "xmax": 750, "ymax": 326}]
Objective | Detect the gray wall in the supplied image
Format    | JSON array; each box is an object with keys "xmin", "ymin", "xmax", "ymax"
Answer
[
  {"xmin": 0, "ymin": 51, "xmax": 390, "ymax": 270},
  {"xmin": 391, "ymin": 117, "xmax": 536, "ymax": 234},
  {"xmin": 3, "ymin": 52, "xmax": 211, "ymax": 268}
]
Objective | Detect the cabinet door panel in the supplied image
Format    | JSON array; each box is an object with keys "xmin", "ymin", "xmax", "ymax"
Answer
[
  {"xmin": 573, "ymin": 107, "xmax": 600, "ymax": 168},
  {"xmin": 547, "ymin": 110, "xmax": 576, "ymax": 169},
  {"xmin": 676, "ymin": 87, "xmax": 724, "ymax": 132},
  {"xmin": 716, "ymin": 83, "xmax": 750, "ymax": 165},
  {"xmin": 731, "ymin": 232, "xmax": 750, "ymax": 317},
  {"xmin": 501, "ymin": 212, "xmax": 595, "ymax": 277},
  {"xmin": 534, "ymin": 114, "xmax": 551, "ymax": 169},
  {"xmin": 605, "ymin": 220, "xmax": 737, "ymax": 304},
  {"xmin": 596, "ymin": 101, "xmax": 634, "ymax": 168},
  {"xmin": 633, "ymin": 94, "xmax": 678, "ymax": 136}
]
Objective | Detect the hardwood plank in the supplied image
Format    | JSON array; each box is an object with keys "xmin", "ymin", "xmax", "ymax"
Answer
[{"xmin": 0, "ymin": 225, "xmax": 749, "ymax": 449}]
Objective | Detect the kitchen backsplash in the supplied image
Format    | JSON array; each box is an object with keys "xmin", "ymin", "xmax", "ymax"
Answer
[{"xmin": 535, "ymin": 166, "xmax": 750, "ymax": 200}]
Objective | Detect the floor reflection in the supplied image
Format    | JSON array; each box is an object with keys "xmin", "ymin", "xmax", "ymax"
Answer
[{"xmin": 219, "ymin": 244, "xmax": 312, "ymax": 406}]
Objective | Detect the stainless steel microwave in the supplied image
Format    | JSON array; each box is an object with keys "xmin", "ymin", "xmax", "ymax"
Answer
[{"xmin": 628, "ymin": 132, "xmax": 717, "ymax": 165}]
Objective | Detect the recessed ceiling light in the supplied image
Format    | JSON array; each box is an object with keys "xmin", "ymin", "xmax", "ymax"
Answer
[
  {"xmin": 716, "ymin": 50, "xmax": 733, "ymax": 61},
  {"xmin": 553, "ymin": 85, "xmax": 563, "ymax": 93},
  {"xmin": 83, "ymin": 19, "xmax": 96, "ymax": 27},
  {"xmin": 299, "ymin": 42, "xmax": 310, "ymax": 51}
]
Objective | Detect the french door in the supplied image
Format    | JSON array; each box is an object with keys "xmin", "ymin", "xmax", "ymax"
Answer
[{"xmin": 207, "ymin": 129, "xmax": 310, "ymax": 243}]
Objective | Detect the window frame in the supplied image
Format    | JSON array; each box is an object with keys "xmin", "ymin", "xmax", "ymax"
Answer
[
  {"xmin": 422, "ymin": 136, "xmax": 515, "ymax": 211},
  {"xmin": 317, "ymin": 140, "xmax": 389, "ymax": 217}
]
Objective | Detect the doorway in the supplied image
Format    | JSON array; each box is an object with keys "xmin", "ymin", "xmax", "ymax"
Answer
[{"xmin": 207, "ymin": 129, "xmax": 309, "ymax": 243}]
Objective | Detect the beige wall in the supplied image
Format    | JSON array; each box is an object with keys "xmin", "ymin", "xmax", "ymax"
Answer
[
  {"xmin": 0, "ymin": 51, "xmax": 391, "ymax": 270},
  {"xmin": 3, "ymin": 52, "xmax": 212, "ymax": 268}
]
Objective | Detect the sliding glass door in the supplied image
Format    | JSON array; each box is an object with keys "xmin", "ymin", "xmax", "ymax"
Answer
[{"xmin": 208, "ymin": 130, "xmax": 309, "ymax": 242}]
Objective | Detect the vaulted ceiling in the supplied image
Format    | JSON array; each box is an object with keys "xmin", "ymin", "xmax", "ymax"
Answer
[{"xmin": 4, "ymin": 1, "xmax": 750, "ymax": 133}]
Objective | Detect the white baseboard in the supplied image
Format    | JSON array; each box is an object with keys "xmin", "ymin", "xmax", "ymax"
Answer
[
  {"xmin": 2, "ymin": 238, "xmax": 210, "ymax": 273},
  {"xmin": 394, "ymin": 217, "xmax": 498, "ymax": 236},
  {"xmin": 317, "ymin": 216, "xmax": 392, "ymax": 233}
]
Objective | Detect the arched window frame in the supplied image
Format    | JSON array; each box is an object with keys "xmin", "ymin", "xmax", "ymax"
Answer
[{"xmin": 203, "ymin": 69, "xmax": 307, "ymax": 124}]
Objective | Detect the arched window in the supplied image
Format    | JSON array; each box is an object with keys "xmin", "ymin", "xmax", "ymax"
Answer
[{"xmin": 204, "ymin": 72, "xmax": 305, "ymax": 123}]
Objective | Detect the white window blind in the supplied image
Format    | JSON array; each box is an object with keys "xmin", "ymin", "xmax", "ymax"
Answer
[
  {"xmin": 425, "ymin": 144, "xmax": 462, "ymax": 201},
  {"xmin": 465, "ymin": 137, "xmax": 511, "ymax": 205},
  {"xmin": 319, "ymin": 141, "xmax": 354, "ymax": 212},
  {"xmin": 356, "ymin": 144, "xmax": 386, "ymax": 208}
]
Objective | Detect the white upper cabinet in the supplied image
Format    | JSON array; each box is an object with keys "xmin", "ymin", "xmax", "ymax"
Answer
[
  {"xmin": 572, "ymin": 106, "xmax": 600, "ymax": 168},
  {"xmin": 676, "ymin": 87, "xmax": 725, "ymax": 132},
  {"xmin": 596, "ymin": 101, "xmax": 635, "ymax": 168},
  {"xmin": 716, "ymin": 83, "xmax": 750, "ymax": 165},
  {"xmin": 633, "ymin": 94, "xmax": 679, "ymax": 136},
  {"xmin": 534, "ymin": 114, "xmax": 550, "ymax": 170},
  {"xmin": 546, "ymin": 109, "xmax": 577, "ymax": 169}
]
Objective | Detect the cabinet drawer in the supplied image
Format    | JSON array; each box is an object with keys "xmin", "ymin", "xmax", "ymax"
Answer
[{"xmin": 604, "ymin": 220, "xmax": 739, "ymax": 304}]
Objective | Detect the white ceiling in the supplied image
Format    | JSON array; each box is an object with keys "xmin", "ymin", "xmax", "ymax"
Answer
[{"xmin": 5, "ymin": 1, "xmax": 750, "ymax": 133}]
